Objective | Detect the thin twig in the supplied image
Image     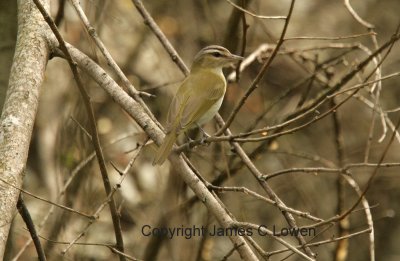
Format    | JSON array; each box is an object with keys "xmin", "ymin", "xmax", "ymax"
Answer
[
  {"xmin": 262, "ymin": 167, "xmax": 348, "ymax": 181},
  {"xmin": 68, "ymin": 0, "xmax": 157, "ymax": 124},
  {"xmin": 284, "ymin": 31, "xmax": 399, "ymax": 124},
  {"xmin": 69, "ymin": 0, "xmax": 154, "ymax": 101},
  {"xmin": 215, "ymin": 115, "xmax": 317, "ymax": 259},
  {"xmin": 0, "ymin": 177, "xmax": 93, "ymax": 219},
  {"xmin": 17, "ymin": 195, "xmax": 47, "ymax": 261},
  {"xmin": 38, "ymin": 236, "xmax": 142, "ymax": 261},
  {"xmin": 227, "ymin": 43, "xmax": 273, "ymax": 82},
  {"xmin": 61, "ymin": 142, "xmax": 145, "ymax": 255},
  {"xmin": 54, "ymin": 0, "xmax": 66, "ymax": 26},
  {"xmin": 224, "ymin": 0, "xmax": 286, "ymax": 20},
  {"xmin": 354, "ymin": 94, "xmax": 400, "ymax": 144},
  {"xmin": 344, "ymin": 0, "xmax": 375, "ymax": 29},
  {"xmin": 209, "ymin": 184, "xmax": 323, "ymax": 222},
  {"xmin": 12, "ymin": 152, "xmax": 96, "ymax": 260},
  {"xmin": 339, "ymin": 109, "xmax": 400, "ymax": 221},
  {"xmin": 234, "ymin": 222, "xmax": 315, "ymax": 261},
  {"xmin": 220, "ymin": 243, "xmax": 245, "ymax": 261},
  {"xmin": 285, "ymin": 32, "xmax": 375, "ymax": 41},
  {"xmin": 343, "ymin": 175, "xmax": 375, "ymax": 261},
  {"xmin": 362, "ymin": 31, "xmax": 382, "ymax": 163},
  {"xmin": 328, "ymin": 72, "xmax": 400, "ymax": 97},
  {"xmin": 235, "ymin": 0, "xmax": 248, "ymax": 82},
  {"xmin": 261, "ymin": 163, "xmax": 400, "ymax": 180},
  {"xmin": 267, "ymin": 228, "xmax": 372, "ymax": 256},
  {"xmin": 331, "ymin": 97, "xmax": 350, "ymax": 261},
  {"xmin": 12, "ymin": 132, "xmax": 141, "ymax": 260},
  {"xmin": 297, "ymin": 110, "xmax": 400, "ymax": 231},
  {"xmin": 131, "ymin": 0, "xmax": 189, "ymax": 75}
]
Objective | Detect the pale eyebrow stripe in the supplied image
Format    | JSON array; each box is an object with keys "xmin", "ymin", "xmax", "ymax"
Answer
[{"xmin": 202, "ymin": 45, "xmax": 228, "ymax": 52}]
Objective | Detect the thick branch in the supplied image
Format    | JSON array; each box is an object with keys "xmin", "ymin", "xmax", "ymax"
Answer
[{"xmin": 0, "ymin": 0, "xmax": 50, "ymax": 258}]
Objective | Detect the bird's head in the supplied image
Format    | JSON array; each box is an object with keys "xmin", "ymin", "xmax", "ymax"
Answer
[{"xmin": 191, "ymin": 45, "xmax": 243, "ymax": 70}]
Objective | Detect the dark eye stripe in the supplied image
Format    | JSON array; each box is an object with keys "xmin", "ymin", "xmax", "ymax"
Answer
[
  {"xmin": 212, "ymin": 52, "xmax": 222, "ymax": 57},
  {"xmin": 194, "ymin": 45, "xmax": 233, "ymax": 61}
]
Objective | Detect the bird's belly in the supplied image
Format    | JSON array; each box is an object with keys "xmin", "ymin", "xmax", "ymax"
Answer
[{"xmin": 196, "ymin": 96, "xmax": 224, "ymax": 126}]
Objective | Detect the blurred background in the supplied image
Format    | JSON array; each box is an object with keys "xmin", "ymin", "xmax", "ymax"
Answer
[{"xmin": 5, "ymin": 0, "xmax": 400, "ymax": 260}]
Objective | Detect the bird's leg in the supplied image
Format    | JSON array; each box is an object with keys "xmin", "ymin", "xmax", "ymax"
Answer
[
  {"xmin": 184, "ymin": 131, "xmax": 194, "ymax": 142},
  {"xmin": 196, "ymin": 124, "xmax": 210, "ymax": 145}
]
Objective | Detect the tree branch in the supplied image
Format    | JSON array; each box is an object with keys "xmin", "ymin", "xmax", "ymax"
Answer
[{"xmin": 0, "ymin": 0, "xmax": 50, "ymax": 258}]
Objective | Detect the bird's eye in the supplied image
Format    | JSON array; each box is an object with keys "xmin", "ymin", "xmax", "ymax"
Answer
[{"xmin": 212, "ymin": 52, "xmax": 222, "ymax": 57}]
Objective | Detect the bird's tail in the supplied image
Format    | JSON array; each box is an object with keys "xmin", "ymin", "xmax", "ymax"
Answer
[{"xmin": 153, "ymin": 131, "xmax": 177, "ymax": 165}]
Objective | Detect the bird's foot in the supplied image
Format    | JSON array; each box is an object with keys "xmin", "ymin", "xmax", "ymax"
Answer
[
  {"xmin": 184, "ymin": 132, "xmax": 194, "ymax": 143},
  {"xmin": 200, "ymin": 131, "xmax": 211, "ymax": 145},
  {"xmin": 196, "ymin": 124, "xmax": 211, "ymax": 145}
]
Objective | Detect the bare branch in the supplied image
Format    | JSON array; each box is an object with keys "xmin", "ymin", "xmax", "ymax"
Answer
[
  {"xmin": 224, "ymin": 0, "xmax": 286, "ymax": 20},
  {"xmin": 0, "ymin": 0, "xmax": 50, "ymax": 257}
]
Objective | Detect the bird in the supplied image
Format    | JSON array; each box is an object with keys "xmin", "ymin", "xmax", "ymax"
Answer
[{"xmin": 153, "ymin": 45, "xmax": 243, "ymax": 165}]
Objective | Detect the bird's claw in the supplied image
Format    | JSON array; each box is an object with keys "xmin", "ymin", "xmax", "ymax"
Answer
[
  {"xmin": 184, "ymin": 132, "xmax": 194, "ymax": 143},
  {"xmin": 200, "ymin": 132, "xmax": 210, "ymax": 145}
]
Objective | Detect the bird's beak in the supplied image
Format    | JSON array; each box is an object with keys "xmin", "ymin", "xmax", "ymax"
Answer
[{"xmin": 229, "ymin": 54, "xmax": 244, "ymax": 61}]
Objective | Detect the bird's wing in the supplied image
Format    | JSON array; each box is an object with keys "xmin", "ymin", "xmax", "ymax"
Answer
[
  {"xmin": 165, "ymin": 79, "xmax": 189, "ymax": 133},
  {"xmin": 179, "ymin": 71, "xmax": 225, "ymax": 129},
  {"xmin": 166, "ymin": 71, "xmax": 225, "ymax": 133}
]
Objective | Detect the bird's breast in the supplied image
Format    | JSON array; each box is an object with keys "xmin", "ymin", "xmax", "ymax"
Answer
[{"xmin": 196, "ymin": 94, "xmax": 225, "ymax": 126}]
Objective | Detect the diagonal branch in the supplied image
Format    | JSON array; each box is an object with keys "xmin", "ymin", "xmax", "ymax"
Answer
[
  {"xmin": 132, "ymin": 0, "xmax": 189, "ymax": 75},
  {"xmin": 31, "ymin": 1, "xmax": 126, "ymax": 260},
  {"xmin": 17, "ymin": 195, "xmax": 47, "ymax": 261}
]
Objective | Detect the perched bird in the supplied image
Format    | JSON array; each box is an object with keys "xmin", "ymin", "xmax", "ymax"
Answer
[{"xmin": 153, "ymin": 45, "xmax": 243, "ymax": 165}]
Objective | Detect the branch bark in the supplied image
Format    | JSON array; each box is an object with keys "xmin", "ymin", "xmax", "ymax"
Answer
[
  {"xmin": 0, "ymin": 0, "xmax": 50, "ymax": 258},
  {"xmin": 0, "ymin": 0, "xmax": 17, "ymax": 108}
]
